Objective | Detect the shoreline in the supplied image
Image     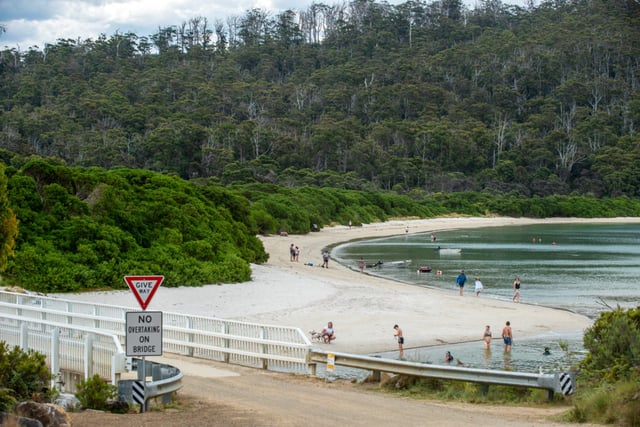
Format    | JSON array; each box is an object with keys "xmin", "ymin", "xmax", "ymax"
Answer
[{"xmin": 51, "ymin": 216, "xmax": 640, "ymax": 354}]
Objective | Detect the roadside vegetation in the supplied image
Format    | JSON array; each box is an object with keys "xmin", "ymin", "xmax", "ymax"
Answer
[
  {"xmin": 1, "ymin": 158, "xmax": 639, "ymax": 292},
  {"xmin": 0, "ymin": 342, "xmax": 51, "ymax": 413}
]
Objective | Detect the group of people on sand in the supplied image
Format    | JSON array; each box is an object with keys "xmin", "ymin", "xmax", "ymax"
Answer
[
  {"xmin": 455, "ymin": 270, "xmax": 522, "ymax": 302},
  {"xmin": 289, "ymin": 243, "xmax": 300, "ymax": 262},
  {"xmin": 290, "ymin": 243, "xmax": 331, "ymax": 268}
]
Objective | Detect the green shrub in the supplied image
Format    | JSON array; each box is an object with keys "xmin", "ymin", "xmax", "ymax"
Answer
[
  {"xmin": 0, "ymin": 342, "xmax": 51, "ymax": 412},
  {"xmin": 568, "ymin": 307, "xmax": 640, "ymax": 426},
  {"xmin": 75, "ymin": 374, "xmax": 117, "ymax": 410}
]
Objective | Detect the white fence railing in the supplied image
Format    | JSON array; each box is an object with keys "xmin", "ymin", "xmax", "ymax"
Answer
[
  {"xmin": 0, "ymin": 312, "xmax": 127, "ymax": 390},
  {"xmin": 0, "ymin": 290, "xmax": 312, "ymax": 375},
  {"xmin": 1, "ymin": 290, "xmax": 575, "ymax": 399}
]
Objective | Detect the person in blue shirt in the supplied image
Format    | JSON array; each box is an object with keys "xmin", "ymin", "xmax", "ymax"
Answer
[{"xmin": 456, "ymin": 270, "xmax": 467, "ymax": 296}]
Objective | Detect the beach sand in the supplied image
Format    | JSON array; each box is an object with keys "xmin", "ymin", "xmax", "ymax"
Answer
[{"xmin": 54, "ymin": 216, "xmax": 640, "ymax": 355}]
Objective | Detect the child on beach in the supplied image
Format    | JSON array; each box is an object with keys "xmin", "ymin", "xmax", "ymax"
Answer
[{"xmin": 474, "ymin": 277, "xmax": 483, "ymax": 296}]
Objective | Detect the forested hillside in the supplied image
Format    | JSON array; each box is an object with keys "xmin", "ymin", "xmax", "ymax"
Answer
[{"xmin": 1, "ymin": 0, "xmax": 639, "ymax": 196}]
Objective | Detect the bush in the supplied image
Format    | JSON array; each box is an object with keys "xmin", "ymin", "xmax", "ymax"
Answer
[
  {"xmin": 75, "ymin": 374, "xmax": 117, "ymax": 410},
  {"xmin": 569, "ymin": 381, "xmax": 640, "ymax": 426},
  {"xmin": 566, "ymin": 307, "xmax": 640, "ymax": 426},
  {"xmin": 0, "ymin": 342, "xmax": 51, "ymax": 412}
]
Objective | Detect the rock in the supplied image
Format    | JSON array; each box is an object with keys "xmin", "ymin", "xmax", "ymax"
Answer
[
  {"xmin": 53, "ymin": 394, "xmax": 80, "ymax": 412},
  {"xmin": 0, "ymin": 412, "xmax": 44, "ymax": 427},
  {"xmin": 14, "ymin": 402, "xmax": 71, "ymax": 427}
]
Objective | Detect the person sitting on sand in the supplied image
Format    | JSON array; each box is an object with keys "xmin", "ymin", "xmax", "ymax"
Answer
[{"xmin": 321, "ymin": 321, "xmax": 336, "ymax": 343}]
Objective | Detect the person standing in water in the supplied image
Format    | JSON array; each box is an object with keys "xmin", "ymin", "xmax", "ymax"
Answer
[
  {"xmin": 502, "ymin": 321, "xmax": 513, "ymax": 352},
  {"xmin": 393, "ymin": 324, "xmax": 404, "ymax": 359},
  {"xmin": 513, "ymin": 276, "xmax": 521, "ymax": 303},
  {"xmin": 482, "ymin": 325, "xmax": 492, "ymax": 349}
]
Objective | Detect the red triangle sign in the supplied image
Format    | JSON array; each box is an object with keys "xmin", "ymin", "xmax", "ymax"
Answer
[{"xmin": 124, "ymin": 275, "xmax": 164, "ymax": 310}]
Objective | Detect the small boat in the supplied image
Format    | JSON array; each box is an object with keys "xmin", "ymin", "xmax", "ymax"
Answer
[
  {"xmin": 437, "ymin": 247, "xmax": 462, "ymax": 255},
  {"xmin": 417, "ymin": 266, "xmax": 432, "ymax": 273},
  {"xmin": 366, "ymin": 259, "xmax": 411, "ymax": 268},
  {"xmin": 385, "ymin": 259, "xmax": 411, "ymax": 267}
]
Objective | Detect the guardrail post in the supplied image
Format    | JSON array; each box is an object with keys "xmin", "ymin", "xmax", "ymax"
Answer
[
  {"xmin": 480, "ymin": 383, "xmax": 489, "ymax": 396},
  {"xmin": 187, "ymin": 317, "xmax": 194, "ymax": 357},
  {"xmin": 222, "ymin": 323, "xmax": 229, "ymax": 363},
  {"xmin": 84, "ymin": 333, "xmax": 95, "ymax": 379},
  {"xmin": 260, "ymin": 328, "xmax": 268, "ymax": 369},
  {"xmin": 19, "ymin": 322, "xmax": 28, "ymax": 350},
  {"xmin": 66, "ymin": 301, "xmax": 73, "ymax": 324},
  {"xmin": 16, "ymin": 294, "xmax": 23, "ymax": 317},
  {"xmin": 93, "ymin": 305, "xmax": 99, "ymax": 329},
  {"xmin": 51, "ymin": 328, "xmax": 60, "ymax": 391}
]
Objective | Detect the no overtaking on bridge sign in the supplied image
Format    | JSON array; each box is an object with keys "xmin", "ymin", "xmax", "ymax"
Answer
[{"xmin": 126, "ymin": 311, "xmax": 163, "ymax": 356}]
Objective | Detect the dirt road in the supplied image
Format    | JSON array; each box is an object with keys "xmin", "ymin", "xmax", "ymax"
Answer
[{"xmin": 69, "ymin": 354, "xmax": 589, "ymax": 427}]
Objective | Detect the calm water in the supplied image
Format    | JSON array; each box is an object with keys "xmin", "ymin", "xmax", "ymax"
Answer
[{"xmin": 328, "ymin": 223, "xmax": 640, "ymax": 374}]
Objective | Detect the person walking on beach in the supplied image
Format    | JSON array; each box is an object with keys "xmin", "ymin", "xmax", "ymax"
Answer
[
  {"xmin": 482, "ymin": 325, "xmax": 492, "ymax": 349},
  {"xmin": 474, "ymin": 277, "xmax": 483, "ymax": 296},
  {"xmin": 357, "ymin": 257, "xmax": 365, "ymax": 273},
  {"xmin": 290, "ymin": 243, "xmax": 296, "ymax": 262},
  {"xmin": 512, "ymin": 276, "xmax": 521, "ymax": 303},
  {"xmin": 502, "ymin": 321, "xmax": 513, "ymax": 352},
  {"xmin": 322, "ymin": 251, "xmax": 330, "ymax": 268},
  {"xmin": 393, "ymin": 324, "xmax": 404, "ymax": 359},
  {"xmin": 456, "ymin": 270, "xmax": 467, "ymax": 296}
]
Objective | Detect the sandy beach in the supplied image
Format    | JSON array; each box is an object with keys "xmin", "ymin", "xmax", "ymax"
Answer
[{"xmin": 53, "ymin": 216, "xmax": 640, "ymax": 355}]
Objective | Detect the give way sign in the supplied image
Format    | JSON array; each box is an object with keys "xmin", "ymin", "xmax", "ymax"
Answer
[{"xmin": 124, "ymin": 275, "xmax": 164, "ymax": 310}]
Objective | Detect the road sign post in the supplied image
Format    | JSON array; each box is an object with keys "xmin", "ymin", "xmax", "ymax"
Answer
[
  {"xmin": 126, "ymin": 310, "xmax": 163, "ymax": 412},
  {"xmin": 124, "ymin": 275, "xmax": 164, "ymax": 412}
]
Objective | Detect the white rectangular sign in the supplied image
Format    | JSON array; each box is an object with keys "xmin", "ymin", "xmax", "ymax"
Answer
[{"xmin": 126, "ymin": 311, "xmax": 163, "ymax": 356}]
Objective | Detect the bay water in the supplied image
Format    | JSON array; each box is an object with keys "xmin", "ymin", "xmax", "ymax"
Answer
[{"xmin": 328, "ymin": 222, "xmax": 640, "ymax": 375}]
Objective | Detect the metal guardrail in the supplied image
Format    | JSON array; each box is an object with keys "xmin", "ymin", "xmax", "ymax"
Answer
[
  {"xmin": 118, "ymin": 358, "xmax": 184, "ymax": 407},
  {"xmin": 309, "ymin": 350, "xmax": 575, "ymax": 399}
]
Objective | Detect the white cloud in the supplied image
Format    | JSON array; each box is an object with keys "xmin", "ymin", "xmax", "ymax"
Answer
[
  {"xmin": 1, "ymin": 0, "xmax": 253, "ymax": 49},
  {"xmin": 0, "ymin": 0, "xmax": 529, "ymax": 51}
]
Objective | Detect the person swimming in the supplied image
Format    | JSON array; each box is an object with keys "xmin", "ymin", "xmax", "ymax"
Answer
[{"xmin": 543, "ymin": 347, "xmax": 551, "ymax": 356}]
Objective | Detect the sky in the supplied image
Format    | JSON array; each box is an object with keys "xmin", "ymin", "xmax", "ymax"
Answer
[{"xmin": 0, "ymin": 0, "xmax": 415, "ymax": 51}]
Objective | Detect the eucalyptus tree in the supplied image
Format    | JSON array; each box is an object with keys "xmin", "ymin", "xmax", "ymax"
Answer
[{"xmin": 0, "ymin": 164, "xmax": 17, "ymax": 271}]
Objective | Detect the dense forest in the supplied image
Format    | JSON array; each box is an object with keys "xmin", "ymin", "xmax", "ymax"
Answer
[
  {"xmin": 1, "ymin": 0, "xmax": 639, "ymax": 197},
  {"xmin": 0, "ymin": 0, "xmax": 640, "ymax": 291}
]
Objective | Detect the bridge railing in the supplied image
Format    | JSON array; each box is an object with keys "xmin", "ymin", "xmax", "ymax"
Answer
[
  {"xmin": 0, "ymin": 290, "xmax": 312, "ymax": 374},
  {"xmin": 0, "ymin": 312, "xmax": 127, "ymax": 391}
]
